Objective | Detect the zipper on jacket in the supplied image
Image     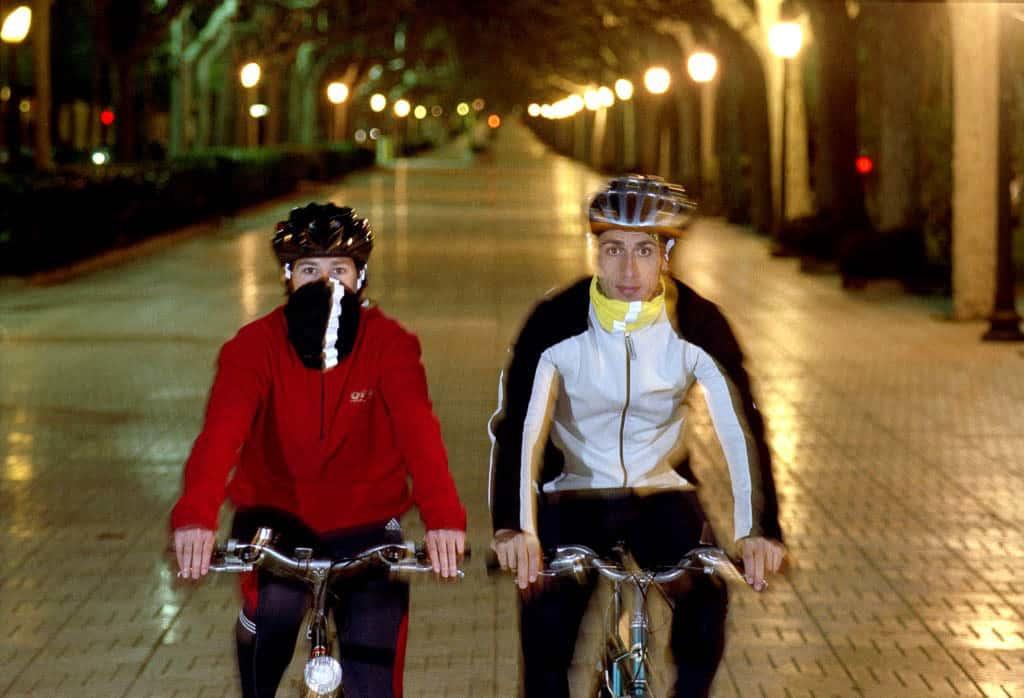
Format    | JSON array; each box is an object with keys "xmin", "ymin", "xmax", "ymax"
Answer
[
  {"xmin": 618, "ymin": 332, "xmax": 635, "ymax": 486},
  {"xmin": 319, "ymin": 372, "xmax": 326, "ymax": 440}
]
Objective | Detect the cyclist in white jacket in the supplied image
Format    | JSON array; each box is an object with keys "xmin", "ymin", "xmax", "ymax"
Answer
[{"xmin": 489, "ymin": 175, "xmax": 786, "ymax": 698}]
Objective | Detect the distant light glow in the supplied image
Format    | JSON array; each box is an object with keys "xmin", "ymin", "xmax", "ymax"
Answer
[
  {"xmin": 1, "ymin": 6, "xmax": 31, "ymax": 44},
  {"xmin": 855, "ymin": 155, "xmax": 874, "ymax": 175},
  {"xmin": 240, "ymin": 62, "xmax": 261, "ymax": 88},
  {"xmin": 326, "ymin": 82, "xmax": 349, "ymax": 104},
  {"xmin": 487, "ymin": 114, "xmax": 501, "ymax": 128},
  {"xmin": 393, "ymin": 99, "xmax": 411, "ymax": 118},
  {"xmin": 527, "ymin": 103, "xmax": 541, "ymax": 117},
  {"xmin": 472, "ymin": 98, "xmax": 485, "ymax": 111},
  {"xmin": 430, "ymin": 105, "xmax": 443, "ymax": 117},
  {"xmin": 249, "ymin": 103, "xmax": 269, "ymax": 118},
  {"xmin": 369, "ymin": 128, "xmax": 381, "ymax": 140},
  {"xmin": 413, "ymin": 105, "xmax": 427, "ymax": 119},
  {"xmin": 91, "ymin": 151, "xmax": 108, "ymax": 166},
  {"xmin": 614, "ymin": 78, "xmax": 634, "ymax": 101},
  {"xmin": 354, "ymin": 129, "xmax": 367, "ymax": 144},
  {"xmin": 0, "ymin": 86, "xmax": 9, "ymax": 102},
  {"xmin": 769, "ymin": 22, "xmax": 804, "ymax": 59},
  {"xmin": 18, "ymin": 98, "xmax": 29, "ymax": 113},
  {"xmin": 456, "ymin": 102, "xmax": 470, "ymax": 116},
  {"xmin": 687, "ymin": 52, "xmax": 718, "ymax": 83},
  {"xmin": 644, "ymin": 67, "xmax": 671, "ymax": 95},
  {"xmin": 584, "ymin": 88, "xmax": 601, "ymax": 111},
  {"xmin": 370, "ymin": 93, "xmax": 387, "ymax": 112},
  {"xmin": 100, "ymin": 109, "xmax": 115, "ymax": 126},
  {"xmin": 597, "ymin": 86, "xmax": 615, "ymax": 108}
]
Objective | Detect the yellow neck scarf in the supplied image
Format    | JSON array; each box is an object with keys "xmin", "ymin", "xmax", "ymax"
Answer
[{"xmin": 590, "ymin": 277, "xmax": 665, "ymax": 333}]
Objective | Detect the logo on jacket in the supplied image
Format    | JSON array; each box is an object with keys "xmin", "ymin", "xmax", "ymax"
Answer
[{"xmin": 349, "ymin": 389, "xmax": 375, "ymax": 403}]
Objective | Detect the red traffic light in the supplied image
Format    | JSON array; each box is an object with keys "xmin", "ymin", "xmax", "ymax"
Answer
[
  {"xmin": 100, "ymin": 109, "xmax": 115, "ymax": 126},
  {"xmin": 855, "ymin": 155, "xmax": 873, "ymax": 175}
]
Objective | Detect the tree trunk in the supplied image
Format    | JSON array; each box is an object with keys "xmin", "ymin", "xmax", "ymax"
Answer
[
  {"xmin": 807, "ymin": 1, "xmax": 863, "ymax": 222},
  {"xmin": 114, "ymin": 57, "xmax": 137, "ymax": 161},
  {"xmin": 33, "ymin": 0, "xmax": 53, "ymax": 170}
]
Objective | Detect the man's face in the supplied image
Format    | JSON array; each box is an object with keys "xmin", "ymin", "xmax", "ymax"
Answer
[
  {"xmin": 291, "ymin": 256, "xmax": 359, "ymax": 292},
  {"xmin": 595, "ymin": 229, "xmax": 666, "ymax": 302}
]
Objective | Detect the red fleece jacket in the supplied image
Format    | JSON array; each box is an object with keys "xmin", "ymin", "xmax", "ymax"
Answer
[{"xmin": 170, "ymin": 305, "xmax": 466, "ymax": 534}]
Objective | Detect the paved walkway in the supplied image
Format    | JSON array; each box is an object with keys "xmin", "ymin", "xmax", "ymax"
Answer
[{"xmin": 0, "ymin": 124, "xmax": 1022, "ymax": 697}]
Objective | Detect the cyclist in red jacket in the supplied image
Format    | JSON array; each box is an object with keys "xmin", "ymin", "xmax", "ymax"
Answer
[{"xmin": 171, "ymin": 202, "xmax": 467, "ymax": 698}]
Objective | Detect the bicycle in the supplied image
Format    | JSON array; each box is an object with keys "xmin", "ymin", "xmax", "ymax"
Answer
[
  {"xmin": 490, "ymin": 542, "xmax": 745, "ymax": 698},
  {"xmin": 210, "ymin": 526, "xmax": 467, "ymax": 698}
]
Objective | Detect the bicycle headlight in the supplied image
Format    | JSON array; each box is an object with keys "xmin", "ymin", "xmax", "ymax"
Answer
[{"xmin": 302, "ymin": 655, "xmax": 342, "ymax": 697}]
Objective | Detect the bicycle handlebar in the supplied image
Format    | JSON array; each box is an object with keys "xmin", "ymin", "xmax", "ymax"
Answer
[
  {"xmin": 209, "ymin": 528, "xmax": 468, "ymax": 584},
  {"xmin": 486, "ymin": 543, "xmax": 744, "ymax": 586}
]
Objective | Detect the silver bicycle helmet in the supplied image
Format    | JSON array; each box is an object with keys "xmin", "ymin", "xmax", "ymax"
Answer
[{"xmin": 587, "ymin": 175, "xmax": 696, "ymax": 238}]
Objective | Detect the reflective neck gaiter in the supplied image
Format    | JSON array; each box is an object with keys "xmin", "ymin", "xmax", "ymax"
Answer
[
  {"xmin": 284, "ymin": 279, "xmax": 361, "ymax": 370},
  {"xmin": 589, "ymin": 276, "xmax": 665, "ymax": 333}
]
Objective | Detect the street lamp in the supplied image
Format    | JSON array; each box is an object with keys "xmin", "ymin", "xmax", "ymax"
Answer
[
  {"xmin": 1, "ymin": 6, "xmax": 31, "ymax": 43},
  {"xmin": 413, "ymin": 105, "xmax": 427, "ymax": 120},
  {"xmin": 393, "ymin": 99, "xmax": 411, "ymax": 118},
  {"xmin": 456, "ymin": 102, "xmax": 470, "ymax": 116},
  {"xmin": 369, "ymin": 93, "xmax": 387, "ymax": 113},
  {"xmin": 614, "ymin": 79, "xmax": 634, "ymax": 101},
  {"xmin": 239, "ymin": 62, "xmax": 261, "ymax": 88},
  {"xmin": 527, "ymin": 103, "xmax": 541, "ymax": 117},
  {"xmin": 643, "ymin": 67, "xmax": 671, "ymax": 95},
  {"xmin": 687, "ymin": 52, "xmax": 718, "ymax": 84},
  {"xmin": 768, "ymin": 21, "xmax": 803, "ymax": 254}
]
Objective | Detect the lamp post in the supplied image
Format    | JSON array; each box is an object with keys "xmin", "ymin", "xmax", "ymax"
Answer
[
  {"xmin": 687, "ymin": 50, "xmax": 718, "ymax": 204},
  {"xmin": 326, "ymin": 81, "xmax": 349, "ymax": 141},
  {"xmin": 768, "ymin": 21, "xmax": 803, "ymax": 255},
  {"xmin": 1, "ymin": 5, "xmax": 31, "ymax": 166},
  {"xmin": 239, "ymin": 62, "xmax": 261, "ymax": 147},
  {"xmin": 644, "ymin": 66, "xmax": 671, "ymax": 176},
  {"xmin": 983, "ymin": 7, "xmax": 1023, "ymax": 341},
  {"xmin": 615, "ymin": 78, "xmax": 635, "ymax": 168}
]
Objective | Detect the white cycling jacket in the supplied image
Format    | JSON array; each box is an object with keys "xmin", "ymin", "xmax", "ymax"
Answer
[{"xmin": 488, "ymin": 277, "xmax": 781, "ymax": 542}]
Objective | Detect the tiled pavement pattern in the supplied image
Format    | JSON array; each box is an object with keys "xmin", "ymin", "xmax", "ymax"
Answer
[{"xmin": 1, "ymin": 123, "xmax": 1022, "ymax": 697}]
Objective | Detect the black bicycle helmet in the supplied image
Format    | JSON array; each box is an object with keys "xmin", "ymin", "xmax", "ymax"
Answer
[
  {"xmin": 272, "ymin": 202, "xmax": 373, "ymax": 267},
  {"xmin": 587, "ymin": 175, "xmax": 696, "ymax": 238}
]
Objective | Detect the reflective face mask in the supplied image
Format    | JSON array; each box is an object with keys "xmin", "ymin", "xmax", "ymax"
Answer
[{"xmin": 284, "ymin": 279, "xmax": 361, "ymax": 370}]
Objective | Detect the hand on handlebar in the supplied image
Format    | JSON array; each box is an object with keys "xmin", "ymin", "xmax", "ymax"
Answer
[
  {"xmin": 174, "ymin": 526, "xmax": 216, "ymax": 580},
  {"xmin": 739, "ymin": 536, "xmax": 786, "ymax": 592},
  {"xmin": 491, "ymin": 529, "xmax": 542, "ymax": 589},
  {"xmin": 424, "ymin": 529, "xmax": 466, "ymax": 579}
]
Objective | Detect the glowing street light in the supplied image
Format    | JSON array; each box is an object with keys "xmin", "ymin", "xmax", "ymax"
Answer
[
  {"xmin": 584, "ymin": 88, "xmax": 602, "ymax": 111},
  {"xmin": 413, "ymin": 105, "xmax": 427, "ymax": 119},
  {"xmin": 768, "ymin": 22, "xmax": 804, "ymax": 59},
  {"xmin": 326, "ymin": 82, "xmax": 349, "ymax": 104},
  {"xmin": 91, "ymin": 151, "xmax": 108, "ymax": 166},
  {"xmin": 240, "ymin": 62, "xmax": 261, "ymax": 88},
  {"xmin": 393, "ymin": 99, "xmax": 411, "ymax": 118},
  {"xmin": 614, "ymin": 78, "xmax": 634, "ymax": 101},
  {"xmin": 369, "ymin": 93, "xmax": 387, "ymax": 112},
  {"xmin": 597, "ymin": 86, "xmax": 615, "ymax": 108},
  {"xmin": 456, "ymin": 102, "xmax": 470, "ymax": 116},
  {"xmin": 527, "ymin": 103, "xmax": 541, "ymax": 117},
  {"xmin": 687, "ymin": 51, "xmax": 718, "ymax": 83},
  {"xmin": 249, "ymin": 104, "xmax": 269, "ymax": 119},
  {"xmin": 1, "ymin": 6, "xmax": 31, "ymax": 43},
  {"xmin": 644, "ymin": 67, "xmax": 671, "ymax": 95}
]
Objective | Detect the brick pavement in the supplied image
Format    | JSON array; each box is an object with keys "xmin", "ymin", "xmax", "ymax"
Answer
[{"xmin": 0, "ymin": 124, "xmax": 1022, "ymax": 697}]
